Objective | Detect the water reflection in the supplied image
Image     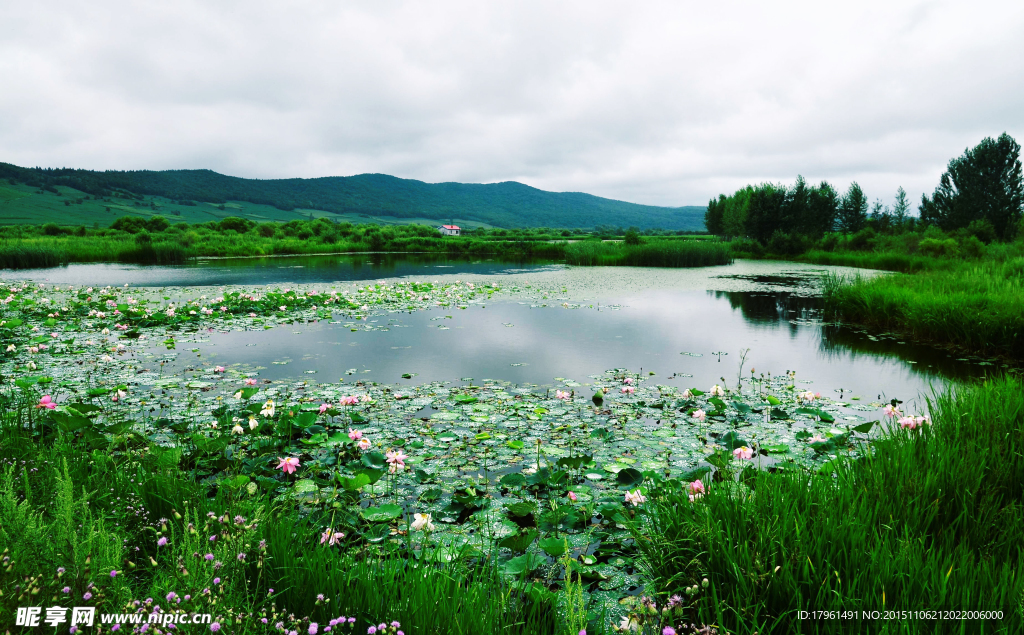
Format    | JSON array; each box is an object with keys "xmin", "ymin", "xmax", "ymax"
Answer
[{"xmin": 0, "ymin": 253, "xmax": 562, "ymax": 287}]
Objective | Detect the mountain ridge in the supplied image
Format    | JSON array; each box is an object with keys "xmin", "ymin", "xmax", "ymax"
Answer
[{"xmin": 0, "ymin": 162, "xmax": 706, "ymax": 230}]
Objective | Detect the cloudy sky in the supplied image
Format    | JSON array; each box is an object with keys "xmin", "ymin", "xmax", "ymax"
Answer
[{"xmin": 2, "ymin": 1, "xmax": 1022, "ymax": 208}]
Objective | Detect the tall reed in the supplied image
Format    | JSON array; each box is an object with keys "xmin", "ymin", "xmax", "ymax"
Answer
[
  {"xmin": 821, "ymin": 262, "xmax": 1024, "ymax": 358},
  {"xmin": 633, "ymin": 375, "xmax": 1024, "ymax": 634},
  {"xmin": 565, "ymin": 239, "xmax": 732, "ymax": 267}
]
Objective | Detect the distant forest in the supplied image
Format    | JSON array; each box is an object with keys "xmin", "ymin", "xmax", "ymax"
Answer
[{"xmin": 0, "ymin": 162, "xmax": 706, "ymax": 230}]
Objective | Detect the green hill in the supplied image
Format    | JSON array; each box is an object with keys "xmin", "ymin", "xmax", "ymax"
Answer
[{"xmin": 0, "ymin": 162, "xmax": 705, "ymax": 230}]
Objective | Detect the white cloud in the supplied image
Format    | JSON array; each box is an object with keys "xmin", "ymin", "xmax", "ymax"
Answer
[{"xmin": 1, "ymin": 0, "xmax": 1022, "ymax": 208}]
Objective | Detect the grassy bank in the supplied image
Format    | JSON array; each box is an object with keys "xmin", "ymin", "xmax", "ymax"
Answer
[
  {"xmin": 565, "ymin": 239, "xmax": 732, "ymax": 267},
  {"xmin": 821, "ymin": 256, "xmax": 1024, "ymax": 359},
  {"xmin": 630, "ymin": 375, "xmax": 1024, "ymax": 634},
  {"xmin": 0, "ymin": 435, "xmax": 556, "ymax": 634}
]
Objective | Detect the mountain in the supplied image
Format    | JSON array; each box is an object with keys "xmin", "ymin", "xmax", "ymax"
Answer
[{"xmin": 0, "ymin": 162, "xmax": 706, "ymax": 230}]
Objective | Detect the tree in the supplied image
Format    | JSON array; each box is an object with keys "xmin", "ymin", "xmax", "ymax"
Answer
[
  {"xmin": 869, "ymin": 199, "xmax": 891, "ymax": 232},
  {"xmin": 920, "ymin": 133, "xmax": 1023, "ymax": 239},
  {"xmin": 744, "ymin": 183, "xmax": 788, "ymax": 243},
  {"xmin": 704, "ymin": 194, "xmax": 726, "ymax": 235},
  {"xmin": 806, "ymin": 181, "xmax": 838, "ymax": 236},
  {"xmin": 837, "ymin": 182, "xmax": 868, "ymax": 233},
  {"xmin": 787, "ymin": 175, "xmax": 810, "ymax": 234},
  {"xmin": 892, "ymin": 186, "xmax": 910, "ymax": 229}
]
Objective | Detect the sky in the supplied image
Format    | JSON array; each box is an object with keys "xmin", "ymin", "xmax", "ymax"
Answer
[{"xmin": 2, "ymin": 0, "xmax": 1023, "ymax": 209}]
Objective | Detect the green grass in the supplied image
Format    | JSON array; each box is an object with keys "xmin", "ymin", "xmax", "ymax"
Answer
[
  {"xmin": 795, "ymin": 249, "xmax": 948, "ymax": 273},
  {"xmin": 565, "ymin": 239, "xmax": 732, "ymax": 267},
  {"xmin": 631, "ymin": 375, "xmax": 1024, "ymax": 634},
  {"xmin": 0, "ymin": 429, "xmax": 557, "ymax": 634},
  {"xmin": 821, "ymin": 257, "xmax": 1024, "ymax": 359}
]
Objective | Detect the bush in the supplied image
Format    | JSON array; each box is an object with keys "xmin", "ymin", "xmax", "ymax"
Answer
[
  {"xmin": 219, "ymin": 216, "xmax": 254, "ymax": 233},
  {"xmin": 146, "ymin": 215, "xmax": 170, "ymax": 232},
  {"xmin": 624, "ymin": 228, "xmax": 642, "ymax": 245},
  {"xmin": 918, "ymin": 237, "xmax": 960, "ymax": 257},
  {"xmin": 957, "ymin": 235, "xmax": 986, "ymax": 258},
  {"xmin": 819, "ymin": 233, "xmax": 840, "ymax": 252},
  {"xmin": 110, "ymin": 216, "xmax": 147, "ymax": 233},
  {"xmin": 847, "ymin": 227, "xmax": 877, "ymax": 251},
  {"xmin": 727, "ymin": 237, "xmax": 764, "ymax": 257},
  {"xmin": 41, "ymin": 223, "xmax": 62, "ymax": 236},
  {"xmin": 766, "ymin": 230, "xmax": 810, "ymax": 256}
]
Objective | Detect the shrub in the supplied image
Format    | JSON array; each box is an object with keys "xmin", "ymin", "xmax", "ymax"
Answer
[
  {"xmin": 219, "ymin": 216, "xmax": 254, "ymax": 233},
  {"xmin": 918, "ymin": 237, "xmax": 960, "ymax": 257},
  {"xmin": 145, "ymin": 215, "xmax": 170, "ymax": 232},
  {"xmin": 41, "ymin": 223, "xmax": 62, "ymax": 236},
  {"xmin": 847, "ymin": 227, "xmax": 877, "ymax": 250}
]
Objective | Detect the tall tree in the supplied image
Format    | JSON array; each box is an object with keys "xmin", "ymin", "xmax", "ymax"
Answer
[
  {"xmin": 705, "ymin": 194, "xmax": 726, "ymax": 235},
  {"xmin": 806, "ymin": 181, "xmax": 838, "ymax": 236},
  {"xmin": 892, "ymin": 186, "xmax": 910, "ymax": 229},
  {"xmin": 744, "ymin": 183, "xmax": 788, "ymax": 243},
  {"xmin": 919, "ymin": 133, "xmax": 1023, "ymax": 239},
  {"xmin": 837, "ymin": 182, "xmax": 868, "ymax": 233},
  {"xmin": 787, "ymin": 175, "xmax": 810, "ymax": 234},
  {"xmin": 722, "ymin": 186, "xmax": 753, "ymax": 238}
]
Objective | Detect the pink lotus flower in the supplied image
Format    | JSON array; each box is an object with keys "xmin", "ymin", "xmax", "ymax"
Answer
[
  {"xmin": 386, "ymin": 449, "xmax": 408, "ymax": 473},
  {"xmin": 555, "ymin": 390, "xmax": 571, "ymax": 400},
  {"xmin": 348, "ymin": 428, "xmax": 363, "ymax": 441},
  {"xmin": 361, "ymin": 394, "xmax": 372, "ymax": 403},
  {"xmin": 244, "ymin": 377, "xmax": 258, "ymax": 386},
  {"xmin": 624, "ymin": 489, "xmax": 646, "ymax": 506},
  {"xmin": 709, "ymin": 384, "xmax": 725, "ymax": 397},
  {"xmin": 623, "ymin": 377, "xmax": 634, "ymax": 385},
  {"xmin": 621, "ymin": 386, "xmax": 635, "ymax": 395},
  {"xmin": 215, "ymin": 366, "xmax": 225, "ymax": 373},
  {"xmin": 883, "ymin": 404, "xmax": 902, "ymax": 418},
  {"xmin": 357, "ymin": 438, "xmax": 371, "ymax": 450},
  {"xmin": 688, "ymin": 479, "xmax": 705, "ymax": 496},
  {"xmin": 681, "ymin": 389, "xmax": 693, "ymax": 399},
  {"xmin": 691, "ymin": 409, "xmax": 706, "ymax": 422},
  {"xmin": 809, "ymin": 434, "xmax": 827, "ymax": 444},
  {"xmin": 320, "ymin": 528, "xmax": 344, "ymax": 546},
  {"xmin": 319, "ymin": 403, "xmax": 330, "ymax": 414},
  {"xmin": 732, "ymin": 446, "xmax": 754, "ymax": 460},
  {"xmin": 37, "ymin": 395, "xmax": 57, "ymax": 409},
  {"xmin": 276, "ymin": 457, "xmax": 301, "ymax": 474},
  {"xmin": 339, "ymin": 395, "xmax": 360, "ymax": 406}
]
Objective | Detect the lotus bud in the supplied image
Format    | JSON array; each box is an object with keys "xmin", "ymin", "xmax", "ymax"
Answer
[{"xmin": 702, "ymin": 578, "xmax": 709, "ymax": 588}]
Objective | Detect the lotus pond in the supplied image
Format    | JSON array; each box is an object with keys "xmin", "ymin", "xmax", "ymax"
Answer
[{"xmin": 0, "ymin": 257, "xmax": 1004, "ymax": 632}]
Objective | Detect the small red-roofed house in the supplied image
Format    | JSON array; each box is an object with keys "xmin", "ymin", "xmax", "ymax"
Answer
[{"xmin": 438, "ymin": 225, "xmax": 461, "ymax": 236}]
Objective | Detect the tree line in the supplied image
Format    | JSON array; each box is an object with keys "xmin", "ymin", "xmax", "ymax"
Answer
[{"xmin": 705, "ymin": 133, "xmax": 1022, "ymax": 242}]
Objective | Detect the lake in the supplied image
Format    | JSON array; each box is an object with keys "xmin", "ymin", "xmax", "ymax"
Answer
[{"xmin": 4, "ymin": 254, "xmax": 992, "ymax": 411}]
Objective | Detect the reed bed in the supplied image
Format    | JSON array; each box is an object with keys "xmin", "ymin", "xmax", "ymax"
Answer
[
  {"xmin": 821, "ymin": 260, "xmax": 1024, "ymax": 359},
  {"xmin": 565, "ymin": 239, "xmax": 732, "ymax": 267},
  {"xmin": 634, "ymin": 375, "xmax": 1024, "ymax": 634}
]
